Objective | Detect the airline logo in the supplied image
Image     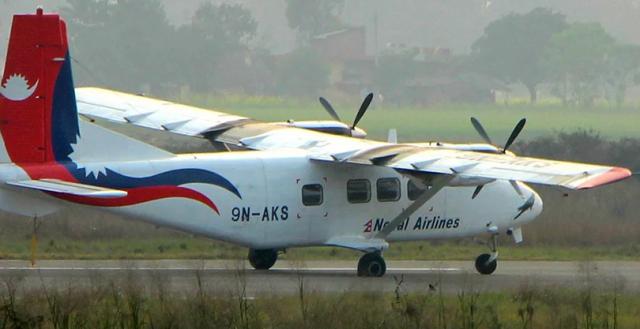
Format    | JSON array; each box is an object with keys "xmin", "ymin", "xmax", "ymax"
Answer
[{"xmin": 0, "ymin": 74, "xmax": 38, "ymax": 101}]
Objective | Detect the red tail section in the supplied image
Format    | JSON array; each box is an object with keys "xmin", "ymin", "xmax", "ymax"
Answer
[{"xmin": 0, "ymin": 8, "xmax": 71, "ymax": 164}]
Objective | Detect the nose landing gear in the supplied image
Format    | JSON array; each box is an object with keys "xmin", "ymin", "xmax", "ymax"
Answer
[
  {"xmin": 357, "ymin": 252, "xmax": 386, "ymax": 277},
  {"xmin": 475, "ymin": 229, "xmax": 499, "ymax": 275},
  {"xmin": 475, "ymin": 253, "xmax": 497, "ymax": 275}
]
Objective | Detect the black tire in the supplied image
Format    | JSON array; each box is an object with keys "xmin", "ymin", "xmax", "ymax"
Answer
[
  {"xmin": 474, "ymin": 253, "xmax": 497, "ymax": 275},
  {"xmin": 357, "ymin": 252, "xmax": 387, "ymax": 277},
  {"xmin": 248, "ymin": 249, "xmax": 278, "ymax": 270}
]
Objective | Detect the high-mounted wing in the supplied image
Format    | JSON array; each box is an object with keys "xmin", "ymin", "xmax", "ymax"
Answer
[
  {"xmin": 238, "ymin": 128, "xmax": 631, "ymax": 190},
  {"xmin": 386, "ymin": 148, "xmax": 630, "ymax": 190},
  {"xmin": 76, "ymin": 88, "xmax": 254, "ymax": 136},
  {"xmin": 76, "ymin": 87, "xmax": 632, "ymax": 190}
]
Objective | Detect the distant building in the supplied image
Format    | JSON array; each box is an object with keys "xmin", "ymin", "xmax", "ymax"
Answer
[
  {"xmin": 307, "ymin": 26, "xmax": 499, "ymax": 105},
  {"xmin": 312, "ymin": 27, "xmax": 368, "ymax": 62},
  {"xmin": 311, "ymin": 27, "xmax": 374, "ymax": 93}
]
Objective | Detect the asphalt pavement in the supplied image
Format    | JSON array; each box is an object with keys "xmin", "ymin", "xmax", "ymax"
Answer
[{"xmin": 0, "ymin": 259, "xmax": 634, "ymax": 296}]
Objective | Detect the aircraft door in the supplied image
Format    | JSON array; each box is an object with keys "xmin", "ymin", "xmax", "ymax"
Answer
[
  {"xmin": 297, "ymin": 176, "xmax": 330, "ymax": 242},
  {"xmin": 261, "ymin": 159, "xmax": 324, "ymax": 246}
]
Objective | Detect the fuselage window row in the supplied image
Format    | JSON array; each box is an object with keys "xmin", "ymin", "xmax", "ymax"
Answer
[{"xmin": 302, "ymin": 178, "xmax": 429, "ymax": 206}]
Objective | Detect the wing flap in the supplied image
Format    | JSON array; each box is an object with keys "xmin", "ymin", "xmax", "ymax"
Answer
[{"xmin": 7, "ymin": 179, "xmax": 127, "ymax": 198}]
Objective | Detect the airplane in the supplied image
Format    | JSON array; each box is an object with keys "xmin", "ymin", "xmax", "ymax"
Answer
[{"xmin": 0, "ymin": 9, "xmax": 632, "ymax": 277}]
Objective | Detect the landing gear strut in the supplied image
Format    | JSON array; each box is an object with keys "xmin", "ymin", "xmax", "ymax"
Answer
[
  {"xmin": 248, "ymin": 249, "xmax": 278, "ymax": 270},
  {"xmin": 475, "ymin": 231, "xmax": 498, "ymax": 275},
  {"xmin": 357, "ymin": 252, "xmax": 386, "ymax": 277}
]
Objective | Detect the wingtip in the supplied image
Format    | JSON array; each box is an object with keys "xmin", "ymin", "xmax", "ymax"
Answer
[{"xmin": 577, "ymin": 167, "xmax": 632, "ymax": 189}]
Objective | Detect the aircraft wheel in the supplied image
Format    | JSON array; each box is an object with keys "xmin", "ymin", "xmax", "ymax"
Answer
[
  {"xmin": 248, "ymin": 249, "xmax": 278, "ymax": 270},
  {"xmin": 474, "ymin": 253, "xmax": 497, "ymax": 275},
  {"xmin": 357, "ymin": 252, "xmax": 386, "ymax": 277}
]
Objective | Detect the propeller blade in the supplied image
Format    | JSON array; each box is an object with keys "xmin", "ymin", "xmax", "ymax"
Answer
[
  {"xmin": 318, "ymin": 97, "xmax": 341, "ymax": 122},
  {"xmin": 352, "ymin": 93, "xmax": 374, "ymax": 129},
  {"xmin": 472, "ymin": 185, "xmax": 484, "ymax": 199},
  {"xmin": 509, "ymin": 180, "xmax": 523, "ymax": 197},
  {"xmin": 503, "ymin": 118, "xmax": 526, "ymax": 153},
  {"xmin": 470, "ymin": 117, "xmax": 493, "ymax": 145}
]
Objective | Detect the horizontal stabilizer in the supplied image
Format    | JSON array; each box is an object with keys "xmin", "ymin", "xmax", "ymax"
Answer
[{"xmin": 7, "ymin": 179, "xmax": 127, "ymax": 198}]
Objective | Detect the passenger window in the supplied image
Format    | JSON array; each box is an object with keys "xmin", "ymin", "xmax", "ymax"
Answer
[
  {"xmin": 377, "ymin": 178, "xmax": 400, "ymax": 202},
  {"xmin": 407, "ymin": 180, "xmax": 427, "ymax": 201},
  {"xmin": 302, "ymin": 184, "xmax": 323, "ymax": 206},
  {"xmin": 347, "ymin": 179, "xmax": 371, "ymax": 203}
]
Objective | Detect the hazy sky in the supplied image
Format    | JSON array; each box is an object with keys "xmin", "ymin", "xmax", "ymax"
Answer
[{"xmin": 2, "ymin": 0, "xmax": 640, "ymax": 68}]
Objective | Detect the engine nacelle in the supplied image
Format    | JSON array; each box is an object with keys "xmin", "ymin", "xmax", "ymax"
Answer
[
  {"xmin": 281, "ymin": 120, "xmax": 367, "ymax": 138},
  {"xmin": 412, "ymin": 142, "xmax": 516, "ymax": 155}
]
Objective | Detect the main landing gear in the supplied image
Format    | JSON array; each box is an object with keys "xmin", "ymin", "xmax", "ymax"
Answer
[
  {"xmin": 248, "ymin": 249, "xmax": 278, "ymax": 270},
  {"xmin": 357, "ymin": 252, "xmax": 386, "ymax": 277},
  {"xmin": 475, "ymin": 229, "xmax": 499, "ymax": 275}
]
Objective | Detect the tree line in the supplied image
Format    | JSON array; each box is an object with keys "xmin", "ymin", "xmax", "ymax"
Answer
[
  {"xmin": 472, "ymin": 8, "xmax": 640, "ymax": 107},
  {"xmin": 63, "ymin": 0, "xmax": 339, "ymax": 97},
  {"xmin": 62, "ymin": 1, "xmax": 640, "ymax": 106}
]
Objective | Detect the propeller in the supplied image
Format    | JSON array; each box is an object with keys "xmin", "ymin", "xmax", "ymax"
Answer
[
  {"xmin": 318, "ymin": 96, "xmax": 341, "ymax": 122},
  {"xmin": 352, "ymin": 93, "xmax": 373, "ymax": 129},
  {"xmin": 503, "ymin": 118, "xmax": 526, "ymax": 153},
  {"xmin": 470, "ymin": 117, "xmax": 526, "ymax": 153},
  {"xmin": 469, "ymin": 117, "xmax": 527, "ymax": 199},
  {"xmin": 318, "ymin": 93, "xmax": 374, "ymax": 137},
  {"xmin": 470, "ymin": 117, "xmax": 492, "ymax": 145}
]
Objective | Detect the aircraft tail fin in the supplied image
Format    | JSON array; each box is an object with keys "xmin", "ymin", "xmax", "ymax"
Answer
[
  {"xmin": 0, "ymin": 8, "xmax": 71, "ymax": 164},
  {"xmin": 0, "ymin": 9, "xmax": 170, "ymax": 168}
]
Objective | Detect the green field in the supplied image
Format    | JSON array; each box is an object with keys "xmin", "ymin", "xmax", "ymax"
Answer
[
  {"xmin": 177, "ymin": 94, "xmax": 640, "ymax": 142},
  {"xmin": 6, "ymin": 237, "xmax": 639, "ymax": 262}
]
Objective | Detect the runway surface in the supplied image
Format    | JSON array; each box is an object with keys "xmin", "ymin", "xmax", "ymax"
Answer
[{"xmin": 0, "ymin": 260, "xmax": 635, "ymax": 295}]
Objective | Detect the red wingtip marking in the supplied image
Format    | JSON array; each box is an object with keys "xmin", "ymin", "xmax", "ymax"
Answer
[{"xmin": 577, "ymin": 167, "xmax": 632, "ymax": 189}]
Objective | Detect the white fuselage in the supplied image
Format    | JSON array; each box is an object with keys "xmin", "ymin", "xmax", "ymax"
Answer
[{"xmin": 0, "ymin": 149, "xmax": 542, "ymax": 250}]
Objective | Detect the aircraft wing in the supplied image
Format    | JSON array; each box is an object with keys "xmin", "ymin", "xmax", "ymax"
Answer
[
  {"xmin": 76, "ymin": 88, "xmax": 632, "ymax": 190},
  {"xmin": 237, "ymin": 128, "xmax": 631, "ymax": 190},
  {"xmin": 7, "ymin": 179, "xmax": 128, "ymax": 198},
  {"xmin": 76, "ymin": 88, "xmax": 254, "ymax": 136},
  {"xmin": 382, "ymin": 148, "xmax": 630, "ymax": 190}
]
